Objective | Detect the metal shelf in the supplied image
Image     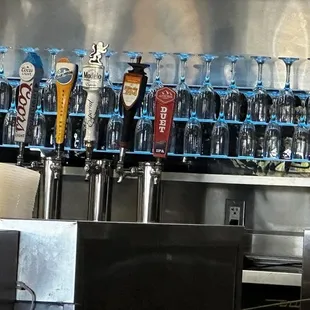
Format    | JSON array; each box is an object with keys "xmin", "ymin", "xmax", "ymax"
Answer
[
  {"xmin": 61, "ymin": 167, "xmax": 310, "ymax": 187},
  {"xmin": 242, "ymin": 270, "xmax": 302, "ymax": 287},
  {"xmin": 162, "ymin": 173, "xmax": 310, "ymax": 187}
]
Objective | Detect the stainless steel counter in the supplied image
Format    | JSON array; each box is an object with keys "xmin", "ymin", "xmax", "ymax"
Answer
[{"xmin": 0, "ymin": 219, "xmax": 244, "ymax": 310}]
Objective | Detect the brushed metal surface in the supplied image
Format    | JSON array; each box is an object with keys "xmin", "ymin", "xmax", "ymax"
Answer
[
  {"xmin": 1, "ymin": 0, "xmax": 310, "ymax": 88},
  {"xmin": 249, "ymin": 233, "xmax": 304, "ymax": 259},
  {"xmin": 242, "ymin": 270, "xmax": 302, "ymax": 287},
  {"xmin": 0, "ymin": 219, "xmax": 78, "ymax": 303}
]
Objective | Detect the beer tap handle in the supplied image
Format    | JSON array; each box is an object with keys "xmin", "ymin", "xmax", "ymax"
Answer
[
  {"xmin": 52, "ymin": 58, "xmax": 77, "ymax": 179},
  {"xmin": 153, "ymin": 87, "xmax": 176, "ymax": 159},
  {"xmin": 117, "ymin": 57, "xmax": 149, "ymax": 182},
  {"xmin": 55, "ymin": 58, "xmax": 78, "ymax": 148},
  {"xmin": 15, "ymin": 52, "xmax": 44, "ymax": 166},
  {"xmin": 83, "ymin": 42, "xmax": 108, "ymax": 181},
  {"xmin": 152, "ymin": 87, "xmax": 176, "ymax": 184}
]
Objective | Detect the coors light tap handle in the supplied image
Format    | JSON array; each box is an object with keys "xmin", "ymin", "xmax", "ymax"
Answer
[
  {"xmin": 153, "ymin": 87, "xmax": 176, "ymax": 159},
  {"xmin": 83, "ymin": 42, "xmax": 108, "ymax": 146},
  {"xmin": 55, "ymin": 58, "xmax": 78, "ymax": 151},
  {"xmin": 15, "ymin": 52, "xmax": 44, "ymax": 166}
]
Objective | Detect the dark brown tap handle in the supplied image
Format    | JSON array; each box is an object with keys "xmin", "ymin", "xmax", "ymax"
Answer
[{"xmin": 120, "ymin": 61, "xmax": 149, "ymax": 148}]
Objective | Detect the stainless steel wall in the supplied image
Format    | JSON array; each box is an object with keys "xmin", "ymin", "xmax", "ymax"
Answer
[
  {"xmin": 61, "ymin": 176, "xmax": 310, "ymax": 233},
  {"xmin": 2, "ymin": 0, "xmax": 310, "ymax": 254},
  {"xmin": 2, "ymin": 0, "xmax": 310, "ymax": 88}
]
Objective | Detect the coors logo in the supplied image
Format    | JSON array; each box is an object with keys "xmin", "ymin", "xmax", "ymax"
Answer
[
  {"xmin": 16, "ymin": 82, "xmax": 33, "ymax": 132},
  {"xmin": 19, "ymin": 62, "xmax": 35, "ymax": 82}
]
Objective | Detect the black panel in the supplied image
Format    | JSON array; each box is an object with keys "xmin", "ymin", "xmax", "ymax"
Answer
[
  {"xmin": 76, "ymin": 223, "xmax": 244, "ymax": 310},
  {"xmin": 242, "ymin": 283, "xmax": 301, "ymax": 309},
  {"xmin": 0, "ymin": 230, "xmax": 19, "ymax": 310}
]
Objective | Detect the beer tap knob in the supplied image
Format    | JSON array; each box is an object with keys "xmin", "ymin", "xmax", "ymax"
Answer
[
  {"xmin": 15, "ymin": 52, "xmax": 44, "ymax": 166},
  {"xmin": 84, "ymin": 142, "xmax": 95, "ymax": 181},
  {"xmin": 151, "ymin": 158, "xmax": 162, "ymax": 185},
  {"xmin": 116, "ymin": 147, "xmax": 126, "ymax": 183},
  {"xmin": 84, "ymin": 159, "xmax": 92, "ymax": 181},
  {"xmin": 117, "ymin": 56, "xmax": 149, "ymax": 183},
  {"xmin": 51, "ymin": 156, "xmax": 62, "ymax": 180},
  {"xmin": 83, "ymin": 41, "xmax": 108, "ymax": 181},
  {"xmin": 30, "ymin": 160, "xmax": 44, "ymax": 171}
]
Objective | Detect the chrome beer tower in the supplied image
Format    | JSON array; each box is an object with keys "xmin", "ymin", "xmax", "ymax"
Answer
[
  {"xmin": 82, "ymin": 42, "xmax": 113, "ymax": 221},
  {"xmin": 42, "ymin": 58, "xmax": 78, "ymax": 219},
  {"xmin": 135, "ymin": 87, "xmax": 176, "ymax": 222},
  {"xmin": 116, "ymin": 56, "xmax": 175, "ymax": 223}
]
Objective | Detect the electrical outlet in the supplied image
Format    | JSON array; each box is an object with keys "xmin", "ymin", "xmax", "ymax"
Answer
[{"xmin": 224, "ymin": 199, "xmax": 246, "ymax": 226}]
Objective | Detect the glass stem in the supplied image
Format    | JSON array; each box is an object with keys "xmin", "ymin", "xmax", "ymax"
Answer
[
  {"xmin": 204, "ymin": 61, "xmax": 211, "ymax": 85},
  {"xmin": 230, "ymin": 61, "xmax": 236, "ymax": 87},
  {"xmin": 180, "ymin": 59, "xmax": 186, "ymax": 83},
  {"xmin": 246, "ymin": 96, "xmax": 253, "ymax": 120},
  {"xmin": 50, "ymin": 54, "xmax": 56, "ymax": 79},
  {"xmin": 191, "ymin": 96, "xmax": 197, "ymax": 118},
  {"xmin": 142, "ymin": 99, "xmax": 148, "ymax": 117},
  {"xmin": 114, "ymin": 92, "xmax": 120, "ymax": 114},
  {"xmin": 78, "ymin": 56, "xmax": 84, "ymax": 82},
  {"xmin": 105, "ymin": 56, "xmax": 110, "ymax": 81},
  {"xmin": 0, "ymin": 53, "xmax": 5, "ymax": 77},
  {"xmin": 285, "ymin": 63, "xmax": 291, "ymax": 89},
  {"xmin": 11, "ymin": 87, "xmax": 17, "ymax": 109},
  {"xmin": 256, "ymin": 63, "xmax": 263, "ymax": 87},
  {"xmin": 299, "ymin": 115, "xmax": 306, "ymax": 125},
  {"xmin": 219, "ymin": 96, "xmax": 225, "ymax": 120},
  {"xmin": 155, "ymin": 58, "xmax": 161, "ymax": 82}
]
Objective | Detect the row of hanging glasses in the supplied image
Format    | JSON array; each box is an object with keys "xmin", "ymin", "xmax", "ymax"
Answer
[
  {"xmin": 0, "ymin": 46, "xmax": 305, "ymax": 120},
  {"xmin": 0, "ymin": 45, "xmax": 309, "ymax": 160}
]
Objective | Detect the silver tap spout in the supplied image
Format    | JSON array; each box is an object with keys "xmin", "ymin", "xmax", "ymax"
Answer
[
  {"xmin": 116, "ymin": 147, "xmax": 126, "ymax": 183},
  {"xmin": 137, "ymin": 162, "xmax": 161, "ymax": 223},
  {"xmin": 84, "ymin": 141, "xmax": 95, "ymax": 181},
  {"xmin": 51, "ymin": 146, "xmax": 63, "ymax": 180},
  {"xmin": 152, "ymin": 158, "xmax": 162, "ymax": 185},
  {"xmin": 16, "ymin": 143, "xmax": 25, "ymax": 166}
]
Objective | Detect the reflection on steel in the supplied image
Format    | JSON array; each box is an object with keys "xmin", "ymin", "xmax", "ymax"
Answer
[
  {"xmin": 0, "ymin": 219, "xmax": 244, "ymax": 310},
  {"xmin": 245, "ymin": 232, "xmax": 303, "ymax": 259},
  {"xmin": 137, "ymin": 162, "xmax": 161, "ymax": 223},
  {"xmin": 42, "ymin": 157, "xmax": 54, "ymax": 219},
  {"xmin": 87, "ymin": 160, "xmax": 113, "ymax": 221},
  {"xmin": 42, "ymin": 155, "xmax": 62, "ymax": 219},
  {"xmin": 301, "ymin": 229, "xmax": 310, "ymax": 310}
]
